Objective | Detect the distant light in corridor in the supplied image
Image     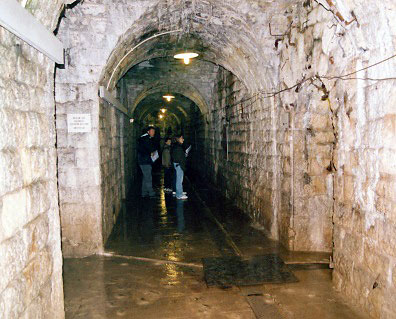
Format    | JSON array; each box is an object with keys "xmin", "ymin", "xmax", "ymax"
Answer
[
  {"xmin": 159, "ymin": 114, "xmax": 163, "ymax": 119},
  {"xmin": 161, "ymin": 108, "xmax": 167, "ymax": 113},
  {"xmin": 163, "ymin": 94, "xmax": 175, "ymax": 102}
]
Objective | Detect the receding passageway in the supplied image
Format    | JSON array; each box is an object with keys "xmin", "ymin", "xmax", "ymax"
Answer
[
  {"xmin": 1, "ymin": 1, "xmax": 396, "ymax": 318},
  {"xmin": 63, "ymin": 173, "xmax": 367, "ymax": 318}
]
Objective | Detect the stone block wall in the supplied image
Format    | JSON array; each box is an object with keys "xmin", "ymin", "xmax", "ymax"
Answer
[
  {"xmin": 275, "ymin": 96, "xmax": 335, "ymax": 252},
  {"xmin": 0, "ymin": 1, "xmax": 64, "ymax": 317},
  {"xmin": 124, "ymin": 120, "xmax": 138, "ymax": 195},
  {"xmin": 55, "ymin": 1, "xmax": 111, "ymax": 256},
  {"xmin": 55, "ymin": 0, "xmax": 156, "ymax": 256},
  {"xmin": 195, "ymin": 66, "xmax": 281, "ymax": 239},
  {"xmin": 276, "ymin": 1, "xmax": 396, "ymax": 317},
  {"xmin": 99, "ymin": 100, "xmax": 125, "ymax": 242},
  {"xmin": 117, "ymin": 79, "xmax": 134, "ymax": 197},
  {"xmin": 55, "ymin": 83, "xmax": 102, "ymax": 257}
]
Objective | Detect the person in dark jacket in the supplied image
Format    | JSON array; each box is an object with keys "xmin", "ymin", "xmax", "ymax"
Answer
[
  {"xmin": 171, "ymin": 134, "xmax": 187, "ymax": 200},
  {"xmin": 162, "ymin": 137, "xmax": 173, "ymax": 193},
  {"xmin": 137, "ymin": 126, "xmax": 156, "ymax": 197}
]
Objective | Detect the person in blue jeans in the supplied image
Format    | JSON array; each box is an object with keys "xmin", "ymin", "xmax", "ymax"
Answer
[
  {"xmin": 162, "ymin": 137, "xmax": 174, "ymax": 193},
  {"xmin": 171, "ymin": 135, "xmax": 187, "ymax": 200},
  {"xmin": 137, "ymin": 126, "xmax": 156, "ymax": 197}
]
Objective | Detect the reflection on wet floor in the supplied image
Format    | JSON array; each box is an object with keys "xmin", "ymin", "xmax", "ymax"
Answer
[{"xmin": 63, "ymin": 170, "xmax": 368, "ymax": 319}]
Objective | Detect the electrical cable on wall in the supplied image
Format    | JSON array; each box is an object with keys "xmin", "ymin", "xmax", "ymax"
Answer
[{"xmin": 220, "ymin": 53, "xmax": 396, "ymax": 120}]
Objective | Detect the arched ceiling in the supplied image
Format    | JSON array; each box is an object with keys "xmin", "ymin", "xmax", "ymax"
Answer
[
  {"xmin": 130, "ymin": 79, "xmax": 209, "ymax": 117},
  {"xmin": 134, "ymin": 92, "xmax": 196, "ymax": 125},
  {"xmin": 100, "ymin": 0, "xmax": 299, "ymax": 93},
  {"xmin": 119, "ymin": 56, "xmax": 217, "ymax": 119}
]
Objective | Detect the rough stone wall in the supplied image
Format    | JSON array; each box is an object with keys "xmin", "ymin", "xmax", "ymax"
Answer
[
  {"xmin": 55, "ymin": 1, "xmax": 111, "ymax": 256},
  {"xmin": 194, "ymin": 3, "xmax": 396, "ymax": 316},
  {"xmin": 194, "ymin": 66, "xmax": 281, "ymax": 239},
  {"xmin": 55, "ymin": 0, "xmax": 157, "ymax": 256},
  {"xmin": 272, "ymin": 2, "xmax": 337, "ymax": 253},
  {"xmin": 99, "ymin": 100, "xmax": 125, "ymax": 242},
  {"xmin": 56, "ymin": 78, "xmax": 103, "ymax": 256},
  {"xmin": 0, "ymin": 1, "xmax": 64, "ymax": 317},
  {"xmin": 277, "ymin": 1, "xmax": 396, "ymax": 317},
  {"xmin": 196, "ymin": 62, "xmax": 332, "ymax": 251}
]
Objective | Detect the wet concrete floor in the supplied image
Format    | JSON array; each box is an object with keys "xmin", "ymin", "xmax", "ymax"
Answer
[{"xmin": 63, "ymin": 171, "xmax": 368, "ymax": 319}]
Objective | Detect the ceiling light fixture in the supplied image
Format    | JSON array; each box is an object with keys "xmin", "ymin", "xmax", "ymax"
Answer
[
  {"xmin": 161, "ymin": 108, "xmax": 167, "ymax": 113},
  {"xmin": 174, "ymin": 52, "xmax": 199, "ymax": 65}
]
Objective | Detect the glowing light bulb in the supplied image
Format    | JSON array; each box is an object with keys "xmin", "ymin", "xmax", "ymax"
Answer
[
  {"xmin": 163, "ymin": 94, "xmax": 175, "ymax": 102},
  {"xmin": 174, "ymin": 52, "xmax": 198, "ymax": 65},
  {"xmin": 159, "ymin": 114, "xmax": 163, "ymax": 119},
  {"xmin": 161, "ymin": 108, "xmax": 166, "ymax": 113}
]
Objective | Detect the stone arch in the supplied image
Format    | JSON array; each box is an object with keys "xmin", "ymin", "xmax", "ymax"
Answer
[
  {"xmin": 98, "ymin": 0, "xmax": 281, "ymax": 94},
  {"xmin": 131, "ymin": 80, "xmax": 209, "ymax": 117},
  {"xmin": 135, "ymin": 98, "xmax": 188, "ymax": 124}
]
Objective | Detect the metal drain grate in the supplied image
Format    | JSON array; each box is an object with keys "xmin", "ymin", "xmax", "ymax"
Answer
[{"xmin": 202, "ymin": 254, "xmax": 298, "ymax": 287}]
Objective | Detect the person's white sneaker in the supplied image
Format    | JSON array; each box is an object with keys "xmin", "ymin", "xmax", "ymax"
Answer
[{"xmin": 176, "ymin": 195, "xmax": 188, "ymax": 200}]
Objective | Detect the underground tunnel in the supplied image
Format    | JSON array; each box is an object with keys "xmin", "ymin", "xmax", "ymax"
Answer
[{"xmin": 1, "ymin": 0, "xmax": 396, "ymax": 318}]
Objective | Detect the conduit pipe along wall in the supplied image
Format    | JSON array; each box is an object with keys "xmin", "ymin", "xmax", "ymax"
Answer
[
  {"xmin": 99, "ymin": 86, "xmax": 131, "ymax": 117},
  {"xmin": 0, "ymin": 0, "xmax": 64, "ymax": 64},
  {"xmin": 106, "ymin": 30, "xmax": 182, "ymax": 91}
]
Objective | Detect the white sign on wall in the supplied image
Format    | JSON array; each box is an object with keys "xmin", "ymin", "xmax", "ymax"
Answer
[{"xmin": 67, "ymin": 114, "xmax": 92, "ymax": 133}]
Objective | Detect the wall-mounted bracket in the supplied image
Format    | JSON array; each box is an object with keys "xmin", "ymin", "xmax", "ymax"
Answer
[
  {"xmin": 0, "ymin": 0, "xmax": 64, "ymax": 64},
  {"xmin": 99, "ymin": 86, "xmax": 131, "ymax": 118}
]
